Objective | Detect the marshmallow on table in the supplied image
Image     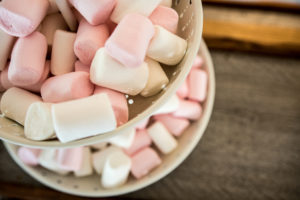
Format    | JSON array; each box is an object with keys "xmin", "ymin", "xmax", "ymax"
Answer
[
  {"xmin": 173, "ymin": 99, "xmax": 202, "ymax": 120},
  {"xmin": 147, "ymin": 121, "xmax": 177, "ymax": 154},
  {"xmin": 24, "ymin": 102, "xmax": 55, "ymax": 141},
  {"xmin": 41, "ymin": 71, "xmax": 94, "ymax": 103},
  {"xmin": 188, "ymin": 69, "xmax": 208, "ymax": 102},
  {"xmin": 160, "ymin": 0, "xmax": 172, "ymax": 7},
  {"xmin": 9, "ymin": 32, "xmax": 47, "ymax": 86},
  {"xmin": 47, "ymin": 0, "xmax": 59, "ymax": 14},
  {"xmin": 124, "ymin": 130, "xmax": 152, "ymax": 156},
  {"xmin": 154, "ymin": 94, "xmax": 180, "ymax": 115},
  {"xmin": 108, "ymin": 129, "xmax": 135, "ymax": 149},
  {"xmin": 131, "ymin": 147, "xmax": 161, "ymax": 179},
  {"xmin": 0, "ymin": 87, "xmax": 42, "ymax": 125},
  {"xmin": 149, "ymin": 6, "xmax": 178, "ymax": 34},
  {"xmin": 74, "ymin": 61, "xmax": 90, "ymax": 73},
  {"xmin": 55, "ymin": 0, "xmax": 77, "ymax": 31},
  {"xmin": 75, "ymin": 147, "xmax": 93, "ymax": 177},
  {"xmin": 56, "ymin": 147, "xmax": 83, "ymax": 171},
  {"xmin": 105, "ymin": 13, "xmax": 154, "ymax": 68},
  {"xmin": 94, "ymin": 86, "xmax": 128, "ymax": 126},
  {"xmin": 0, "ymin": 30, "xmax": 15, "ymax": 71},
  {"xmin": 147, "ymin": 25, "xmax": 187, "ymax": 65},
  {"xmin": 52, "ymin": 93, "xmax": 117, "ymax": 143},
  {"xmin": 74, "ymin": 20, "xmax": 109, "ymax": 65},
  {"xmin": 0, "ymin": 0, "xmax": 49, "ymax": 37},
  {"xmin": 110, "ymin": 0, "xmax": 161, "ymax": 24},
  {"xmin": 192, "ymin": 56, "xmax": 203, "ymax": 68},
  {"xmin": 101, "ymin": 150, "xmax": 131, "ymax": 188},
  {"xmin": 69, "ymin": 0, "xmax": 116, "ymax": 26},
  {"xmin": 135, "ymin": 118, "xmax": 149, "ymax": 130},
  {"xmin": 176, "ymin": 79, "xmax": 189, "ymax": 99},
  {"xmin": 18, "ymin": 147, "xmax": 41, "ymax": 166},
  {"xmin": 154, "ymin": 114, "xmax": 190, "ymax": 137},
  {"xmin": 141, "ymin": 58, "xmax": 169, "ymax": 97},
  {"xmin": 90, "ymin": 142, "xmax": 108, "ymax": 151},
  {"xmin": 39, "ymin": 149, "xmax": 69, "ymax": 175},
  {"xmin": 90, "ymin": 48, "xmax": 149, "ymax": 96},
  {"xmin": 51, "ymin": 30, "xmax": 77, "ymax": 75}
]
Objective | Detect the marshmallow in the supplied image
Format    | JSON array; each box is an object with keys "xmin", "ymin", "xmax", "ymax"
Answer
[
  {"xmin": 0, "ymin": 0, "xmax": 49, "ymax": 37},
  {"xmin": 90, "ymin": 142, "xmax": 108, "ymax": 151},
  {"xmin": 18, "ymin": 147, "xmax": 41, "ymax": 166},
  {"xmin": 105, "ymin": 13, "xmax": 154, "ymax": 68},
  {"xmin": 0, "ymin": 65, "xmax": 13, "ymax": 90},
  {"xmin": 101, "ymin": 150, "xmax": 131, "ymax": 188},
  {"xmin": 47, "ymin": 0, "xmax": 59, "ymax": 14},
  {"xmin": 192, "ymin": 56, "xmax": 203, "ymax": 68},
  {"xmin": 135, "ymin": 118, "xmax": 149, "ymax": 130},
  {"xmin": 154, "ymin": 114, "xmax": 190, "ymax": 137},
  {"xmin": 141, "ymin": 58, "xmax": 169, "ymax": 97},
  {"xmin": 0, "ymin": 74, "xmax": 5, "ymax": 92},
  {"xmin": 9, "ymin": 32, "xmax": 47, "ymax": 86},
  {"xmin": 52, "ymin": 93, "xmax": 117, "ymax": 143},
  {"xmin": 94, "ymin": 86, "xmax": 128, "ymax": 126},
  {"xmin": 55, "ymin": 0, "xmax": 77, "ymax": 31},
  {"xmin": 124, "ymin": 130, "xmax": 152, "ymax": 156},
  {"xmin": 41, "ymin": 72, "xmax": 94, "ymax": 103},
  {"xmin": 149, "ymin": 6, "xmax": 178, "ymax": 33},
  {"xmin": 188, "ymin": 69, "xmax": 208, "ymax": 102},
  {"xmin": 154, "ymin": 94, "xmax": 180, "ymax": 115},
  {"xmin": 0, "ymin": 87, "xmax": 42, "ymax": 125},
  {"xmin": 106, "ymin": 19, "xmax": 117, "ymax": 34},
  {"xmin": 56, "ymin": 147, "xmax": 83, "ymax": 171},
  {"xmin": 176, "ymin": 79, "xmax": 189, "ymax": 99},
  {"xmin": 24, "ymin": 102, "xmax": 55, "ymax": 141},
  {"xmin": 147, "ymin": 26, "xmax": 187, "ymax": 65},
  {"xmin": 74, "ymin": 61, "xmax": 90, "ymax": 73},
  {"xmin": 69, "ymin": 0, "xmax": 116, "ymax": 26},
  {"xmin": 0, "ymin": 30, "xmax": 15, "ymax": 71},
  {"xmin": 39, "ymin": 149, "xmax": 69, "ymax": 175},
  {"xmin": 90, "ymin": 48, "xmax": 149, "ymax": 96},
  {"xmin": 173, "ymin": 99, "xmax": 202, "ymax": 120},
  {"xmin": 147, "ymin": 121, "xmax": 177, "ymax": 154},
  {"xmin": 74, "ymin": 20, "xmax": 109, "ymax": 65},
  {"xmin": 131, "ymin": 147, "xmax": 161, "ymax": 179},
  {"xmin": 109, "ymin": 129, "xmax": 135, "ymax": 149},
  {"xmin": 75, "ymin": 147, "xmax": 93, "ymax": 177},
  {"xmin": 51, "ymin": 30, "xmax": 77, "ymax": 75},
  {"xmin": 160, "ymin": 0, "xmax": 172, "ymax": 7},
  {"xmin": 110, "ymin": 0, "xmax": 161, "ymax": 24}
]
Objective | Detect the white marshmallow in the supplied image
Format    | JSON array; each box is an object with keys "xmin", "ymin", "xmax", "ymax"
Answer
[
  {"xmin": 74, "ymin": 147, "xmax": 93, "ymax": 177},
  {"xmin": 38, "ymin": 149, "xmax": 69, "ymax": 175},
  {"xmin": 154, "ymin": 94, "xmax": 180, "ymax": 115},
  {"xmin": 160, "ymin": 0, "xmax": 172, "ymax": 7},
  {"xmin": 108, "ymin": 129, "xmax": 135, "ymax": 149},
  {"xmin": 52, "ymin": 93, "xmax": 117, "ymax": 143}
]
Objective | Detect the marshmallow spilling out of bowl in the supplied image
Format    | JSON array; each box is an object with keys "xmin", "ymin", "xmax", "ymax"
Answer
[{"xmin": 0, "ymin": 0, "xmax": 190, "ymax": 143}]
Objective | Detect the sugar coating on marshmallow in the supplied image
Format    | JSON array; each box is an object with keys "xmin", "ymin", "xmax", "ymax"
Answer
[
  {"xmin": 149, "ymin": 6, "xmax": 179, "ymax": 33},
  {"xmin": 173, "ymin": 99, "xmax": 202, "ymax": 120},
  {"xmin": 55, "ymin": 0, "xmax": 77, "ymax": 31},
  {"xmin": 56, "ymin": 147, "xmax": 83, "ymax": 171},
  {"xmin": 39, "ymin": 149, "xmax": 69, "ymax": 175},
  {"xmin": 18, "ymin": 147, "xmax": 41, "ymax": 166},
  {"xmin": 75, "ymin": 147, "xmax": 93, "ymax": 177},
  {"xmin": 108, "ymin": 129, "xmax": 136, "ymax": 149},
  {"xmin": 154, "ymin": 114, "xmax": 190, "ymax": 137},
  {"xmin": 124, "ymin": 129, "xmax": 152, "ymax": 156},
  {"xmin": 0, "ymin": 29, "xmax": 15, "ymax": 71},
  {"xmin": 188, "ymin": 69, "xmax": 208, "ymax": 102}
]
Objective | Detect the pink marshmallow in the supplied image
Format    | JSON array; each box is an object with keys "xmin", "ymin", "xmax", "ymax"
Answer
[
  {"xmin": 176, "ymin": 79, "xmax": 189, "ymax": 99},
  {"xmin": 18, "ymin": 147, "xmax": 41, "ymax": 166},
  {"xmin": 0, "ymin": 29, "xmax": 15, "ymax": 71},
  {"xmin": 192, "ymin": 56, "xmax": 203, "ymax": 68},
  {"xmin": 124, "ymin": 130, "xmax": 152, "ymax": 156},
  {"xmin": 131, "ymin": 147, "xmax": 161, "ymax": 179},
  {"xmin": 135, "ymin": 118, "xmax": 150, "ymax": 130},
  {"xmin": 8, "ymin": 32, "xmax": 47, "ymax": 86},
  {"xmin": 0, "ymin": 73, "xmax": 5, "ymax": 92},
  {"xmin": 69, "ymin": 0, "xmax": 116, "ymax": 26},
  {"xmin": 56, "ymin": 147, "xmax": 83, "ymax": 171},
  {"xmin": 0, "ymin": 0, "xmax": 49, "ymax": 37},
  {"xmin": 41, "ymin": 71, "xmax": 94, "ymax": 103},
  {"xmin": 106, "ymin": 19, "xmax": 117, "ymax": 34},
  {"xmin": 94, "ymin": 86, "xmax": 128, "ymax": 126},
  {"xmin": 75, "ymin": 61, "xmax": 90, "ymax": 73},
  {"xmin": 74, "ymin": 20, "xmax": 109, "ymax": 65},
  {"xmin": 188, "ymin": 69, "xmax": 208, "ymax": 102},
  {"xmin": 154, "ymin": 114, "xmax": 190, "ymax": 137},
  {"xmin": 149, "ymin": 6, "xmax": 178, "ymax": 34},
  {"xmin": 105, "ymin": 13, "xmax": 154, "ymax": 68},
  {"xmin": 173, "ymin": 99, "xmax": 202, "ymax": 120},
  {"xmin": 0, "ymin": 64, "xmax": 13, "ymax": 90}
]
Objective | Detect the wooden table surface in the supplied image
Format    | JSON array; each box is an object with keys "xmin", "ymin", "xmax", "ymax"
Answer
[{"xmin": 0, "ymin": 49, "xmax": 299, "ymax": 200}]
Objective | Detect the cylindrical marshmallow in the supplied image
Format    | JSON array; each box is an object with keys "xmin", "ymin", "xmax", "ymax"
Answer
[
  {"xmin": 110, "ymin": 0, "xmax": 161, "ymax": 24},
  {"xmin": 0, "ymin": 87, "xmax": 42, "ymax": 125},
  {"xmin": 105, "ymin": 13, "xmax": 154, "ymax": 68},
  {"xmin": 0, "ymin": 74, "xmax": 5, "ymax": 92},
  {"xmin": 41, "ymin": 72, "xmax": 94, "ymax": 103},
  {"xmin": 0, "ymin": 65, "xmax": 13, "ymax": 90},
  {"xmin": 108, "ymin": 129, "xmax": 135, "ymax": 149},
  {"xmin": 149, "ymin": 6, "xmax": 178, "ymax": 34},
  {"xmin": 56, "ymin": 147, "xmax": 83, "ymax": 171},
  {"xmin": 188, "ymin": 69, "xmax": 208, "ymax": 102},
  {"xmin": 101, "ymin": 150, "xmax": 131, "ymax": 188},
  {"xmin": 131, "ymin": 147, "xmax": 161, "ymax": 179},
  {"xmin": 74, "ymin": 20, "xmax": 109, "ymax": 65},
  {"xmin": 24, "ymin": 102, "xmax": 55, "ymax": 141},
  {"xmin": 75, "ymin": 147, "xmax": 93, "ymax": 177},
  {"xmin": 52, "ymin": 93, "xmax": 117, "ymax": 143},
  {"xmin": 154, "ymin": 94, "xmax": 180, "ymax": 115},
  {"xmin": 9, "ymin": 32, "xmax": 47, "ymax": 86},
  {"xmin": 69, "ymin": 0, "xmax": 116, "ymax": 26},
  {"xmin": 141, "ymin": 58, "xmax": 169, "ymax": 97},
  {"xmin": 160, "ymin": 0, "xmax": 172, "ymax": 7},
  {"xmin": 147, "ymin": 25, "xmax": 187, "ymax": 65},
  {"xmin": 18, "ymin": 147, "xmax": 41, "ymax": 166},
  {"xmin": 55, "ymin": 0, "xmax": 77, "ymax": 31},
  {"xmin": 90, "ymin": 48, "xmax": 149, "ymax": 96},
  {"xmin": 51, "ymin": 30, "xmax": 77, "ymax": 75},
  {"xmin": 147, "ymin": 121, "xmax": 178, "ymax": 154},
  {"xmin": 47, "ymin": 0, "xmax": 59, "ymax": 14},
  {"xmin": 0, "ymin": 0, "xmax": 49, "ymax": 37},
  {"xmin": 192, "ymin": 56, "xmax": 203, "ymax": 68},
  {"xmin": 75, "ymin": 61, "xmax": 90, "ymax": 73},
  {"xmin": 176, "ymin": 79, "xmax": 189, "ymax": 99},
  {"xmin": 124, "ymin": 130, "xmax": 152, "ymax": 156},
  {"xmin": 0, "ymin": 30, "xmax": 15, "ymax": 71},
  {"xmin": 154, "ymin": 114, "xmax": 190, "ymax": 137},
  {"xmin": 38, "ymin": 149, "xmax": 69, "ymax": 175},
  {"xmin": 173, "ymin": 99, "xmax": 202, "ymax": 120}
]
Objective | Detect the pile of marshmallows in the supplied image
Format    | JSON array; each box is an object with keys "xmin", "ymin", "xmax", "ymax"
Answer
[
  {"xmin": 0, "ymin": 0, "xmax": 189, "ymax": 143},
  {"xmin": 18, "ymin": 55, "xmax": 208, "ymax": 189}
]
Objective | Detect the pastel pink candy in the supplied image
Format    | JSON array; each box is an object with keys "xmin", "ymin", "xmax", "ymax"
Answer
[
  {"xmin": 149, "ymin": 6, "xmax": 178, "ymax": 34},
  {"xmin": 0, "ymin": 64, "xmax": 13, "ymax": 90},
  {"xmin": 105, "ymin": 13, "xmax": 154, "ymax": 68},
  {"xmin": 94, "ymin": 86, "xmax": 128, "ymax": 126},
  {"xmin": 173, "ymin": 99, "xmax": 202, "ymax": 120},
  {"xmin": 192, "ymin": 56, "xmax": 203, "ymax": 68},
  {"xmin": 41, "ymin": 71, "xmax": 94, "ymax": 103},
  {"xmin": 154, "ymin": 114, "xmax": 190, "ymax": 137},
  {"xmin": 176, "ymin": 79, "xmax": 189, "ymax": 99},
  {"xmin": 74, "ymin": 19, "xmax": 109, "ymax": 65},
  {"xmin": 0, "ymin": 0, "xmax": 49, "ymax": 37},
  {"xmin": 75, "ymin": 61, "xmax": 90, "ymax": 73},
  {"xmin": 135, "ymin": 118, "xmax": 149, "ymax": 130},
  {"xmin": 8, "ymin": 32, "xmax": 47, "ymax": 86},
  {"xmin": 188, "ymin": 69, "xmax": 208, "ymax": 102},
  {"xmin": 131, "ymin": 147, "xmax": 161, "ymax": 179},
  {"xmin": 18, "ymin": 147, "xmax": 41, "ymax": 166},
  {"xmin": 56, "ymin": 147, "xmax": 83, "ymax": 171},
  {"xmin": 124, "ymin": 130, "xmax": 152, "ymax": 156},
  {"xmin": 69, "ymin": 0, "xmax": 116, "ymax": 26}
]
